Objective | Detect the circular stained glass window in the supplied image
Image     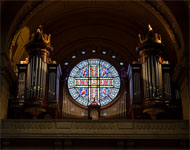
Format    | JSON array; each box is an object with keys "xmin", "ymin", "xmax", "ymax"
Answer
[{"xmin": 68, "ymin": 59, "xmax": 120, "ymax": 106}]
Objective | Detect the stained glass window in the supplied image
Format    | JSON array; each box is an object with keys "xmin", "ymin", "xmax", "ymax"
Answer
[{"xmin": 68, "ymin": 59, "xmax": 120, "ymax": 106}]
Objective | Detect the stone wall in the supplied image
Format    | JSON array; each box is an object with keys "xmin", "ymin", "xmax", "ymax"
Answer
[
  {"xmin": 180, "ymin": 75, "xmax": 189, "ymax": 120},
  {"xmin": 0, "ymin": 53, "xmax": 16, "ymax": 119}
]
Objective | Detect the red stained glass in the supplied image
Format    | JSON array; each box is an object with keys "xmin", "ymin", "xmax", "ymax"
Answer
[
  {"xmin": 91, "ymin": 80, "xmax": 97, "ymax": 86},
  {"xmin": 76, "ymin": 80, "xmax": 88, "ymax": 86},
  {"xmin": 91, "ymin": 88, "xmax": 98, "ymax": 99},
  {"xmin": 91, "ymin": 72, "xmax": 97, "ymax": 77},
  {"xmin": 90, "ymin": 66, "xmax": 98, "ymax": 77},
  {"xmin": 102, "ymin": 70, "xmax": 107, "ymax": 77},
  {"xmin": 91, "ymin": 66, "xmax": 97, "ymax": 71},
  {"xmin": 81, "ymin": 70, "xmax": 87, "ymax": 77},
  {"xmin": 100, "ymin": 80, "xmax": 113, "ymax": 86}
]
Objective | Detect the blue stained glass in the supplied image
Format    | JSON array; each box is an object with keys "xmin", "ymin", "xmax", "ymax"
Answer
[
  {"xmin": 113, "ymin": 77, "xmax": 120, "ymax": 88},
  {"xmin": 70, "ymin": 67, "xmax": 79, "ymax": 77},
  {"xmin": 68, "ymin": 58, "xmax": 120, "ymax": 106},
  {"xmin": 77, "ymin": 60, "xmax": 88, "ymax": 69},
  {"xmin": 80, "ymin": 67, "xmax": 88, "ymax": 77},
  {"xmin": 109, "ymin": 88, "xmax": 119, "ymax": 99},
  {"xmin": 79, "ymin": 88, "xmax": 88, "ymax": 97},
  {"xmin": 100, "ymin": 69, "xmax": 109, "ymax": 77},
  {"xmin": 89, "ymin": 59, "xmax": 100, "ymax": 65},
  {"xmin": 68, "ymin": 77, "xmax": 75, "ymax": 88},
  {"xmin": 70, "ymin": 88, "xmax": 79, "ymax": 99},
  {"xmin": 100, "ymin": 60, "xmax": 111, "ymax": 69},
  {"xmin": 100, "ymin": 96, "xmax": 112, "ymax": 105},
  {"xmin": 76, "ymin": 96, "xmax": 88, "ymax": 106},
  {"xmin": 100, "ymin": 66, "xmax": 112, "ymax": 77},
  {"xmin": 100, "ymin": 88, "xmax": 109, "ymax": 97},
  {"xmin": 109, "ymin": 66, "xmax": 119, "ymax": 77}
]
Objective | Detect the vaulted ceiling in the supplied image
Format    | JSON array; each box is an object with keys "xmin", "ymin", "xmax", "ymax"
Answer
[{"xmin": 1, "ymin": 1, "xmax": 189, "ymax": 76}]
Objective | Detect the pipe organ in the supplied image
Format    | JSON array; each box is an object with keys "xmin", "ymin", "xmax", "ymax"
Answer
[
  {"xmin": 127, "ymin": 64, "xmax": 142, "ymax": 118},
  {"xmin": 26, "ymin": 55, "xmax": 47, "ymax": 102},
  {"xmin": 8, "ymin": 25, "xmax": 182, "ymax": 120},
  {"xmin": 47, "ymin": 64, "xmax": 62, "ymax": 116},
  {"xmin": 17, "ymin": 64, "xmax": 27, "ymax": 101},
  {"xmin": 162, "ymin": 64, "xmax": 172, "ymax": 103},
  {"xmin": 9, "ymin": 26, "xmax": 62, "ymax": 119},
  {"xmin": 128, "ymin": 25, "xmax": 181, "ymax": 119}
]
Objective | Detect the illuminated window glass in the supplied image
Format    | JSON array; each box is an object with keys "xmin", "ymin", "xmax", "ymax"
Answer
[{"xmin": 68, "ymin": 59, "xmax": 120, "ymax": 106}]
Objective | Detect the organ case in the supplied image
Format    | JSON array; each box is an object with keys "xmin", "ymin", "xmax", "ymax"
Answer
[
  {"xmin": 127, "ymin": 64, "xmax": 142, "ymax": 119},
  {"xmin": 47, "ymin": 64, "xmax": 62, "ymax": 117},
  {"xmin": 9, "ymin": 26, "xmax": 62, "ymax": 119},
  {"xmin": 128, "ymin": 25, "xmax": 182, "ymax": 119}
]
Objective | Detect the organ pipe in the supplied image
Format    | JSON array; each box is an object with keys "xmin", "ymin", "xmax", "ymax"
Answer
[
  {"xmin": 10, "ymin": 25, "xmax": 62, "ymax": 119},
  {"xmin": 134, "ymin": 25, "xmax": 171, "ymax": 119},
  {"xmin": 162, "ymin": 64, "xmax": 172, "ymax": 103},
  {"xmin": 8, "ymin": 63, "xmax": 27, "ymax": 118},
  {"xmin": 47, "ymin": 64, "xmax": 62, "ymax": 114},
  {"xmin": 17, "ymin": 64, "xmax": 27, "ymax": 102},
  {"xmin": 127, "ymin": 25, "xmax": 180, "ymax": 120},
  {"xmin": 127, "ymin": 64, "xmax": 142, "ymax": 119}
]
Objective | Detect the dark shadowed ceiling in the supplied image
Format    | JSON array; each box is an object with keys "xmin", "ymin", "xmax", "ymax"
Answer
[{"xmin": 1, "ymin": 1, "xmax": 189, "ymax": 76}]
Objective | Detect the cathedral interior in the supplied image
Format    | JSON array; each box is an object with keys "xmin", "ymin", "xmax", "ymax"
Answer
[{"xmin": 0, "ymin": 1, "xmax": 189, "ymax": 149}]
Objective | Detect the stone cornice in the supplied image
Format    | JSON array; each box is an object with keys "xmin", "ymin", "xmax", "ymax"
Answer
[{"xmin": 1, "ymin": 120, "xmax": 189, "ymax": 139}]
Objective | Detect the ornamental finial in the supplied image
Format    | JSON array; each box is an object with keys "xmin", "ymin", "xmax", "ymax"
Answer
[
  {"xmin": 148, "ymin": 24, "xmax": 152, "ymax": 31},
  {"xmin": 26, "ymin": 25, "xmax": 53, "ymax": 54},
  {"xmin": 138, "ymin": 24, "xmax": 162, "ymax": 44},
  {"xmin": 37, "ymin": 25, "xmax": 43, "ymax": 33},
  {"xmin": 29, "ymin": 25, "xmax": 51, "ymax": 45}
]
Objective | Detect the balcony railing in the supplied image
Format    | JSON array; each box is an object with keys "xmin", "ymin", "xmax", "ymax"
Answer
[{"xmin": 1, "ymin": 119, "xmax": 189, "ymax": 139}]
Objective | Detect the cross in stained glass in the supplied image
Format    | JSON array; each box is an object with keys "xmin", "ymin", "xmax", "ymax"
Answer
[{"xmin": 68, "ymin": 59, "xmax": 120, "ymax": 106}]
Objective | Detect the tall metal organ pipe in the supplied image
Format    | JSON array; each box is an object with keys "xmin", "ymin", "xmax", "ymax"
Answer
[
  {"xmin": 142, "ymin": 55, "xmax": 162, "ymax": 99},
  {"xmin": 127, "ymin": 25, "xmax": 172, "ymax": 119},
  {"xmin": 23, "ymin": 25, "xmax": 61, "ymax": 118}
]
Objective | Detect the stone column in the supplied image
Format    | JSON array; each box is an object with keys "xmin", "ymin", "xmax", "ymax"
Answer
[{"xmin": 178, "ymin": 73, "xmax": 189, "ymax": 120}]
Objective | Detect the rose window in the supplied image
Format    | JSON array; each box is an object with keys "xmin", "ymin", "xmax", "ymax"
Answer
[{"xmin": 68, "ymin": 59, "xmax": 120, "ymax": 106}]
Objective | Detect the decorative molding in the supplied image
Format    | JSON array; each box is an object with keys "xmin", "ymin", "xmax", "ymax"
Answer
[{"xmin": 1, "ymin": 120, "xmax": 189, "ymax": 139}]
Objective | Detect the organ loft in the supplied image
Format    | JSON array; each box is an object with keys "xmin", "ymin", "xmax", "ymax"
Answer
[
  {"xmin": 8, "ymin": 25, "xmax": 182, "ymax": 120},
  {"xmin": 1, "ymin": 1, "xmax": 189, "ymax": 149}
]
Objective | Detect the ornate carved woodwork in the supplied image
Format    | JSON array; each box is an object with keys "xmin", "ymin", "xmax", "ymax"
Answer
[
  {"xmin": 128, "ymin": 25, "xmax": 182, "ymax": 119},
  {"xmin": 8, "ymin": 26, "xmax": 62, "ymax": 119}
]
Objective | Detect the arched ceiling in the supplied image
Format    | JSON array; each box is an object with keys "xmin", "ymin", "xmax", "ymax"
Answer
[{"xmin": 1, "ymin": 1, "xmax": 188, "ymax": 72}]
